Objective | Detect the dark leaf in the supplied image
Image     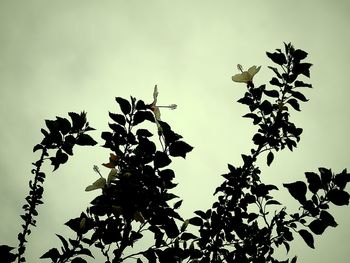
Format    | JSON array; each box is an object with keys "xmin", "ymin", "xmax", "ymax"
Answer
[
  {"xmin": 291, "ymin": 256, "xmax": 298, "ymax": 263},
  {"xmin": 334, "ymin": 169, "xmax": 350, "ymax": 190},
  {"xmin": 294, "ymin": 80, "xmax": 312, "ymax": 88},
  {"xmin": 270, "ymin": 77, "xmax": 284, "ymax": 87},
  {"xmin": 173, "ymin": 200, "xmax": 183, "ymax": 210},
  {"xmin": 136, "ymin": 100, "xmax": 147, "ymax": 110},
  {"xmin": 294, "ymin": 49, "xmax": 308, "ymax": 61},
  {"xmin": 305, "ymin": 172, "xmax": 321, "ymax": 194},
  {"xmin": 56, "ymin": 234, "xmax": 69, "ymax": 251},
  {"xmin": 136, "ymin": 129, "xmax": 153, "ymax": 138},
  {"xmin": 69, "ymin": 112, "xmax": 86, "ymax": 131},
  {"xmin": 319, "ymin": 167, "xmax": 332, "ymax": 188},
  {"xmin": 0, "ymin": 245, "xmax": 16, "ymax": 263},
  {"xmin": 309, "ymin": 219, "xmax": 328, "ymax": 235},
  {"xmin": 266, "ymin": 51, "xmax": 287, "ymax": 65},
  {"xmin": 154, "ymin": 151, "xmax": 171, "ymax": 168},
  {"xmin": 286, "ymin": 98, "xmax": 300, "ymax": 111},
  {"xmin": 265, "ymin": 199, "xmax": 282, "ymax": 206},
  {"xmin": 194, "ymin": 210, "xmax": 208, "ymax": 220},
  {"xmin": 137, "ymin": 259, "xmax": 143, "ymax": 263},
  {"xmin": 56, "ymin": 116, "xmax": 71, "ymax": 135},
  {"xmin": 243, "ymin": 113, "xmax": 261, "ymax": 125},
  {"xmin": 33, "ymin": 144, "xmax": 44, "ymax": 152},
  {"xmin": 298, "ymin": 229, "xmax": 314, "ymax": 249},
  {"xmin": 290, "ymin": 91, "xmax": 308, "ymax": 102},
  {"xmin": 164, "ymin": 218, "xmax": 179, "ymax": 238},
  {"xmin": 267, "ymin": 151, "xmax": 274, "ymax": 166},
  {"xmin": 294, "ymin": 63, "xmax": 312, "ymax": 78},
  {"xmin": 181, "ymin": 232, "xmax": 197, "ymax": 241},
  {"xmin": 109, "ymin": 112, "xmax": 126, "ymax": 126},
  {"xmin": 327, "ymin": 189, "xmax": 350, "ymax": 206},
  {"xmin": 71, "ymin": 258, "xmax": 87, "ymax": 263},
  {"xmin": 248, "ymin": 213, "xmax": 259, "ymax": 223},
  {"xmin": 40, "ymin": 248, "xmax": 60, "ymax": 262},
  {"xmin": 115, "ymin": 97, "xmax": 131, "ymax": 115},
  {"xmin": 268, "ymin": 66, "xmax": 282, "ymax": 78},
  {"xmin": 169, "ymin": 141, "xmax": 193, "ymax": 158},
  {"xmin": 264, "ymin": 89, "xmax": 280, "ymax": 98},
  {"xmin": 133, "ymin": 111, "xmax": 155, "ymax": 126},
  {"xmin": 320, "ymin": 210, "xmax": 337, "ymax": 227},
  {"xmin": 76, "ymin": 134, "xmax": 97, "ymax": 146},
  {"xmin": 283, "ymin": 181, "xmax": 307, "ymax": 204},
  {"xmin": 260, "ymin": 100, "xmax": 273, "ymax": 115},
  {"xmin": 189, "ymin": 217, "xmax": 203, "ymax": 226}
]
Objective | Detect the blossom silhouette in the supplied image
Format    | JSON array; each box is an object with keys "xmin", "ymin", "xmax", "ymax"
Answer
[
  {"xmin": 232, "ymin": 64, "xmax": 261, "ymax": 84},
  {"xmin": 150, "ymin": 85, "xmax": 177, "ymax": 132}
]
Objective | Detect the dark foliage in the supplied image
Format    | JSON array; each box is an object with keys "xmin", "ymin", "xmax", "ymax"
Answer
[{"xmin": 1, "ymin": 43, "xmax": 349, "ymax": 263}]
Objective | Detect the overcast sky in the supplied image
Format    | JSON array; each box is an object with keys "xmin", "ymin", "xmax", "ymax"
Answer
[{"xmin": 0, "ymin": 1, "xmax": 349, "ymax": 262}]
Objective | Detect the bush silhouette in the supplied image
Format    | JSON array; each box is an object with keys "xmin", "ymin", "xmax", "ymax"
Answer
[{"xmin": 1, "ymin": 43, "xmax": 349, "ymax": 263}]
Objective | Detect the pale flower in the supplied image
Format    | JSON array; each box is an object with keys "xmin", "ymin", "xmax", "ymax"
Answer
[
  {"xmin": 150, "ymin": 85, "xmax": 177, "ymax": 132},
  {"xmin": 232, "ymin": 64, "xmax": 261, "ymax": 83}
]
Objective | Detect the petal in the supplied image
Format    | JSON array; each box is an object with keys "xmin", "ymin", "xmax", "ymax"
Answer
[
  {"xmin": 107, "ymin": 168, "xmax": 118, "ymax": 184},
  {"xmin": 85, "ymin": 177, "xmax": 106, "ymax": 191},
  {"xmin": 232, "ymin": 72, "xmax": 252, "ymax": 83},
  {"xmin": 247, "ymin": 66, "xmax": 261, "ymax": 77},
  {"xmin": 153, "ymin": 106, "xmax": 161, "ymax": 120},
  {"xmin": 152, "ymin": 85, "xmax": 158, "ymax": 105}
]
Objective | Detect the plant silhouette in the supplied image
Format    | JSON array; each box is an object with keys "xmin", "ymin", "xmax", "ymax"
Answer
[{"xmin": 1, "ymin": 43, "xmax": 349, "ymax": 263}]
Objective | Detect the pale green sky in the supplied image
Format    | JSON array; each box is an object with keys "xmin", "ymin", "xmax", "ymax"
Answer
[{"xmin": 0, "ymin": 1, "xmax": 349, "ymax": 262}]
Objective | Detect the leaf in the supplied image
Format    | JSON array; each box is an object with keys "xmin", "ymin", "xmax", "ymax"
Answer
[
  {"xmin": 270, "ymin": 77, "xmax": 284, "ymax": 87},
  {"xmin": 266, "ymin": 51, "xmax": 287, "ymax": 65},
  {"xmin": 294, "ymin": 49, "xmax": 308, "ymax": 61},
  {"xmin": 56, "ymin": 116, "xmax": 72, "ymax": 135},
  {"xmin": 267, "ymin": 151, "xmax": 274, "ymax": 166},
  {"xmin": 189, "ymin": 217, "xmax": 203, "ymax": 226},
  {"xmin": 290, "ymin": 91, "xmax": 308, "ymax": 102},
  {"xmin": 76, "ymin": 134, "xmax": 97, "ymax": 146},
  {"xmin": 334, "ymin": 169, "xmax": 350, "ymax": 190},
  {"xmin": 71, "ymin": 258, "xmax": 87, "ymax": 263},
  {"xmin": 298, "ymin": 229, "xmax": 315, "ymax": 249},
  {"xmin": 56, "ymin": 234, "xmax": 69, "ymax": 251},
  {"xmin": 242, "ymin": 113, "xmax": 261, "ymax": 124},
  {"xmin": 308, "ymin": 219, "xmax": 328, "ymax": 235},
  {"xmin": 305, "ymin": 172, "xmax": 321, "ymax": 194},
  {"xmin": 181, "ymin": 232, "xmax": 198, "ymax": 241},
  {"xmin": 136, "ymin": 129, "xmax": 153, "ymax": 138},
  {"xmin": 283, "ymin": 181, "xmax": 307, "ymax": 204},
  {"xmin": 133, "ymin": 111, "xmax": 155, "ymax": 126},
  {"xmin": 327, "ymin": 189, "xmax": 350, "ymax": 206},
  {"xmin": 320, "ymin": 210, "xmax": 337, "ymax": 227},
  {"xmin": 137, "ymin": 259, "xmax": 144, "ymax": 263},
  {"xmin": 264, "ymin": 89, "xmax": 280, "ymax": 98},
  {"xmin": 173, "ymin": 200, "xmax": 183, "ymax": 209},
  {"xmin": 294, "ymin": 80, "xmax": 312, "ymax": 88},
  {"xmin": 115, "ymin": 97, "xmax": 131, "ymax": 115},
  {"xmin": 154, "ymin": 151, "xmax": 172, "ymax": 168},
  {"xmin": 265, "ymin": 199, "xmax": 282, "ymax": 206},
  {"xmin": 40, "ymin": 248, "xmax": 60, "ymax": 262},
  {"xmin": 169, "ymin": 141, "xmax": 193, "ymax": 158},
  {"xmin": 268, "ymin": 66, "xmax": 282, "ymax": 78},
  {"xmin": 286, "ymin": 98, "xmax": 300, "ymax": 111},
  {"xmin": 108, "ymin": 112, "xmax": 126, "ymax": 126},
  {"xmin": 69, "ymin": 112, "xmax": 86, "ymax": 131}
]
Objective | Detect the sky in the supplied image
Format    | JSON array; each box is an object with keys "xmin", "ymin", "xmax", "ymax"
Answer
[{"xmin": 0, "ymin": 0, "xmax": 349, "ymax": 262}]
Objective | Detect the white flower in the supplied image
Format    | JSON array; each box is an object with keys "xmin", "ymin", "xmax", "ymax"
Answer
[{"xmin": 232, "ymin": 64, "xmax": 261, "ymax": 83}]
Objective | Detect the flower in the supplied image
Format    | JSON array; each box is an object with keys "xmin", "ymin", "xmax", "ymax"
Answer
[
  {"xmin": 150, "ymin": 85, "xmax": 177, "ymax": 132},
  {"xmin": 232, "ymin": 64, "xmax": 261, "ymax": 83}
]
